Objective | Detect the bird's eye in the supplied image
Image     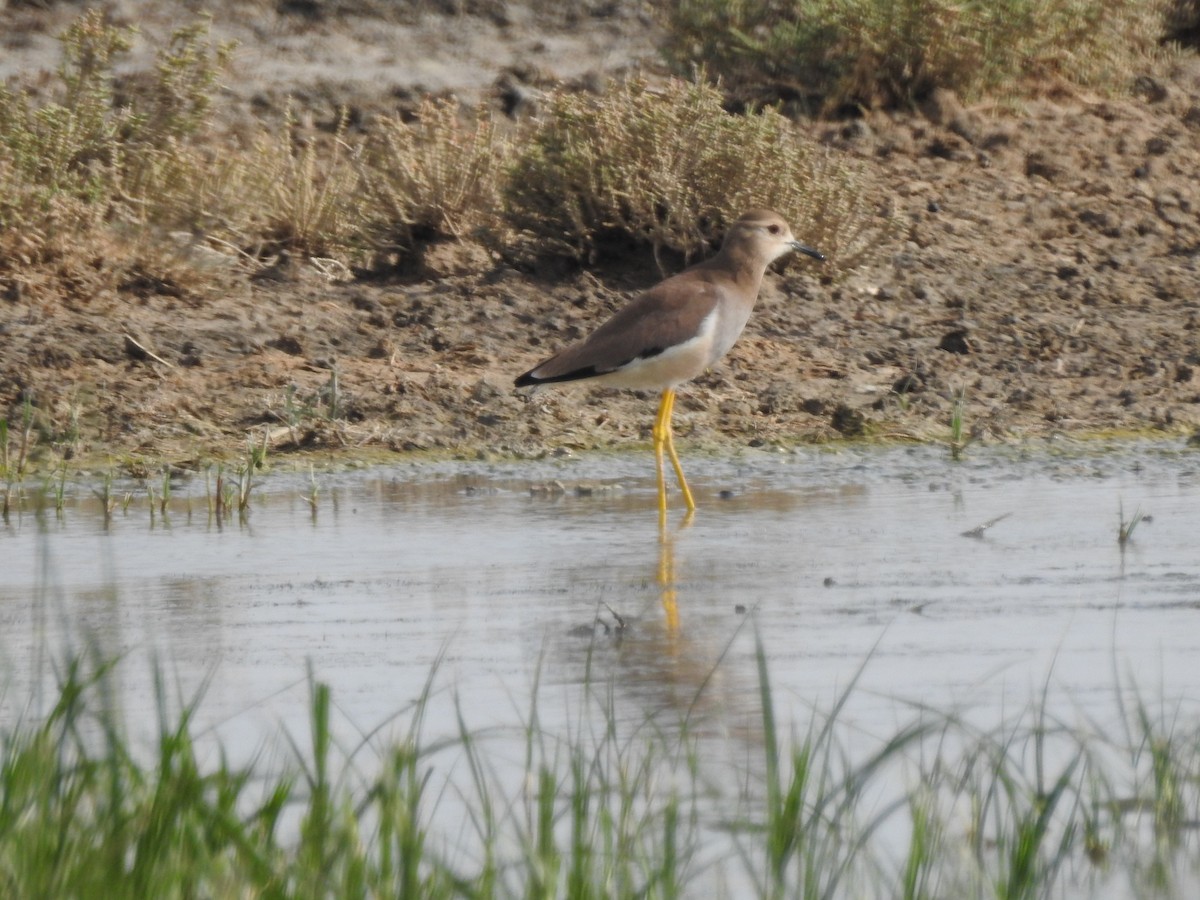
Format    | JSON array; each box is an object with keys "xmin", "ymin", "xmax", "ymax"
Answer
[{"xmin": 767, "ymin": 224, "xmax": 780, "ymax": 234}]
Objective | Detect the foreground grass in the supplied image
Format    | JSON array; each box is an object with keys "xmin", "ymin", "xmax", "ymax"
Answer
[{"xmin": 2, "ymin": 632, "xmax": 1199, "ymax": 898}]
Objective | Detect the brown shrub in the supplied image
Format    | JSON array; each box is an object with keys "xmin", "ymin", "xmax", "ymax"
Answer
[{"xmin": 503, "ymin": 78, "xmax": 875, "ymax": 268}]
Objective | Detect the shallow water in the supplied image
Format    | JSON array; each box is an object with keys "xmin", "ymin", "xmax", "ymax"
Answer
[{"xmin": 2, "ymin": 440, "xmax": 1199, "ymax": 893}]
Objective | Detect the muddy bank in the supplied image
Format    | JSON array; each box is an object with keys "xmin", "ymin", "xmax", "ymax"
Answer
[{"xmin": 2, "ymin": 3, "xmax": 1200, "ymax": 471}]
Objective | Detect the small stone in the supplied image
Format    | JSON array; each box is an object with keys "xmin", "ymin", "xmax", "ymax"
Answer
[
  {"xmin": 938, "ymin": 329, "xmax": 972, "ymax": 354},
  {"xmin": 840, "ymin": 119, "xmax": 872, "ymax": 142},
  {"xmin": 1132, "ymin": 76, "xmax": 1169, "ymax": 103},
  {"xmin": 123, "ymin": 333, "xmax": 150, "ymax": 362},
  {"xmin": 268, "ymin": 335, "xmax": 305, "ymax": 356},
  {"xmin": 1025, "ymin": 151, "xmax": 1064, "ymax": 182},
  {"xmin": 920, "ymin": 87, "xmax": 962, "ymax": 127},
  {"xmin": 830, "ymin": 404, "xmax": 867, "ymax": 437},
  {"xmin": 470, "ymin": 379, "xmax": 503, "ymax": 402},
  {"xmin": 892, "ymin": 373, "xmax": 923, "ymax": 394}
]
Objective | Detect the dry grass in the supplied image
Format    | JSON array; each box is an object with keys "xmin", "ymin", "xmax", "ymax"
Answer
[
  {"xmin": 245, "ymin": 113, "xmax": 364, "ymax": 259},
  {"xmin": 0, "ymin": 11, "xmax": 237, "ymax": 293},
  {"xmin": 30, "ymin": 2, "xmax": 1183, "ymax": 288},
  {"xmin": 5, "ymin": 1, "xmax": 1187, "ymax": 299},
  {"xmin": 1166, "ymin": 0, "xmax": 1200, "ymax": 46},
  {"xmin": 660, "ymin": 0, "xmax": 1180, "ymax": 111},
  {"xmin": 503, "ymin": 78, "xmax": 875, "ymax": 265},
  {"xmin": 0, "ymin": 11, "xmax": 877, "ymax": 295},
  {"xmin": 360, "ymin": 99, "xmax": 512, "ymax": 259}
]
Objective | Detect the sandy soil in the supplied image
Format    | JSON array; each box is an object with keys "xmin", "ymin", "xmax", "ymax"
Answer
[{"xmin": 3, "ymin": 2, "xmax": 1200, "ymax": 471}]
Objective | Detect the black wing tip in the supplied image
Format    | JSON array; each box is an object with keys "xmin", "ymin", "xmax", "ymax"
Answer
[{"xmin": 515, "ymin": 366, "xmax": 601, "ymax": 387}]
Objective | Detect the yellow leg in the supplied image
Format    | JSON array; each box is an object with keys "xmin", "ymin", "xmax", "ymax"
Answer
[{"xmin": 659, "ymin": 389, "xmax": 696, "ymax": 512}]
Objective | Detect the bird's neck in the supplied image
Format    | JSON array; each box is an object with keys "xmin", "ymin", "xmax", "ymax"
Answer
[{"xmin": 708, "ymin": 246, "xmax": 769, "ymax": 288}]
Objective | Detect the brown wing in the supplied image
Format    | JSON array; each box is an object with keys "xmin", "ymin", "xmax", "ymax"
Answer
[{"xmin": 516, "ymin": 275, "xmax": 721, "ymax": 385}]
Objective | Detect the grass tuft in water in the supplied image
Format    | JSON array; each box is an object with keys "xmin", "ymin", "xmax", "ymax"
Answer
[
  {"xmin": 1118, "ymin": 498, "xmax": 1144, "ymax": 546},
  {"xmin": 948, "ymin": 386, "xmax": 973, "ymax": 462},
  {"xmin": 1, "ymin": 397, "xmax": 35, "ymax": 518},
  {"xmin": 301, "ymin": 464, "xmax": 320, "ymax": 516}
]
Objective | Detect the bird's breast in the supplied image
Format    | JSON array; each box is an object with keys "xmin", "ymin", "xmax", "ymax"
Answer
[{"xmin": 706, "ymin": 297, "xmax": 755, "ymax": 365}]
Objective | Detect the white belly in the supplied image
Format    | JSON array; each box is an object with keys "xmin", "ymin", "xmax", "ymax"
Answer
[{"xmin": 592, "ymin": 311, "xmax": 718, "ymax": 391}]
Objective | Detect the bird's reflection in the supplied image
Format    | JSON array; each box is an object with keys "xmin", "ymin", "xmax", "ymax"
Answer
[
  {"xmin": 614, "ymin": 510, "xmax": 749, "ymax": 725},
  {"xmin": 657, "ymin": 511, "xmax": 692, "ymax": 633},
  {"xmin": 554, "ymin": 505, "xmax": 755, "ymax": 735}
]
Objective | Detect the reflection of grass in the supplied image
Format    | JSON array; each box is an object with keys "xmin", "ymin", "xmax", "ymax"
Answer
[
  {"xmin": 1118, "ymin": 499, "xmax": 1144, "ymax": 546},
  {"xmin": 91, "ymin": 469, "xmax": 133, "ymax": 523},
  {"xmin": 4, "ymin": 632, "xmax": 1200, "ymax": 896}
]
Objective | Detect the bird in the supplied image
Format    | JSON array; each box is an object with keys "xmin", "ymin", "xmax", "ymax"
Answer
[{"xmin": 515, "ymin": 209, "xmax": 824, "ymax": 517}]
